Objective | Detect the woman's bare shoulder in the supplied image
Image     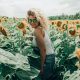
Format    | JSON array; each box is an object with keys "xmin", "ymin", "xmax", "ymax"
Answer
[
  {"xmin": 34, "ymin": 27, "xmax": 45, "ymax": 38},
  {"xmin": 34, "ymin": 27, "xmax": 42, "ymax": 34}
]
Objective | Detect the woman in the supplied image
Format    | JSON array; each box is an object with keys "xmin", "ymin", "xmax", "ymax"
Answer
[{"xmin": 27, "ymin": 8, "xmax": 55, "ymax": 80}]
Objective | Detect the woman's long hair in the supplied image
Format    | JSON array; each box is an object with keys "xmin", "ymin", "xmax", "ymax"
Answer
[{"xmin": 27, "ymin": 8, "xmax": 49, "ymax": 30}]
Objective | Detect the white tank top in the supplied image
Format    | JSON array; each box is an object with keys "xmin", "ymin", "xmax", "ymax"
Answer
[{"xmin": 32, "ymin": 29, "xmax": 54, "ymax": 55}]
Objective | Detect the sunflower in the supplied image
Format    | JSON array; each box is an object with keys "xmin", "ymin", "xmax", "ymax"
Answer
[
  {"xmin": 0, "ymin": 24, "xmax": 8, "ymax": 36},
  {"xmin": 62, "ymin": 24, "xmax": 68, "ymax": 31},
  {"xmin": 17, "ymin": 20, "xmax": 27, "ymax": 29},
  {"xmin": 16, "ymin": 21, "xmax": 27, "ymax": 36},
  {"xmin": 76, "ymin": 48, "xmax": 80, "ymax": 59},
  {"xmin": 17, "ymin": 22, "xmax": 25, "ymax": 29},
  {"xmin": 69, "ymin": 28, "xmax": 76, "ymax": 36},
  {"xmin": 57, "ymin": 21, "xmax": 62, "ymax": 27}
]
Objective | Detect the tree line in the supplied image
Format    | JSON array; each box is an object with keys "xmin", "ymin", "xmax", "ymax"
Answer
[{"xmin": 49, "ymin": 12, "xmax": 80, "ymax": 20}]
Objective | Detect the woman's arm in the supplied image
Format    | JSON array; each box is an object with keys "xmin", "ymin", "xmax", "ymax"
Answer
[{"xmin": 34, "ymin": 28, "xmax": 46, "ymax": 70}]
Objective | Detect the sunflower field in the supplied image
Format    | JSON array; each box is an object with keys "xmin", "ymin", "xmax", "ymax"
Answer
[{"xmin": 0, "ymin": 17, "xmax": 80, "ymax": 80}]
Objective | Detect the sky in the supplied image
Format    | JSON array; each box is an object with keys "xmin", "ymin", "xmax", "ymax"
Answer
[{"xmin": 0, "ymin": 0, "xmax": 80, "ymax": 18}]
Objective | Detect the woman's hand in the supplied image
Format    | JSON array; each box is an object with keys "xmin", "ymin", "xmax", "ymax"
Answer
[{"xmin": 40, "ymin": 67, "xmax": 44, "ymax": 74}]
